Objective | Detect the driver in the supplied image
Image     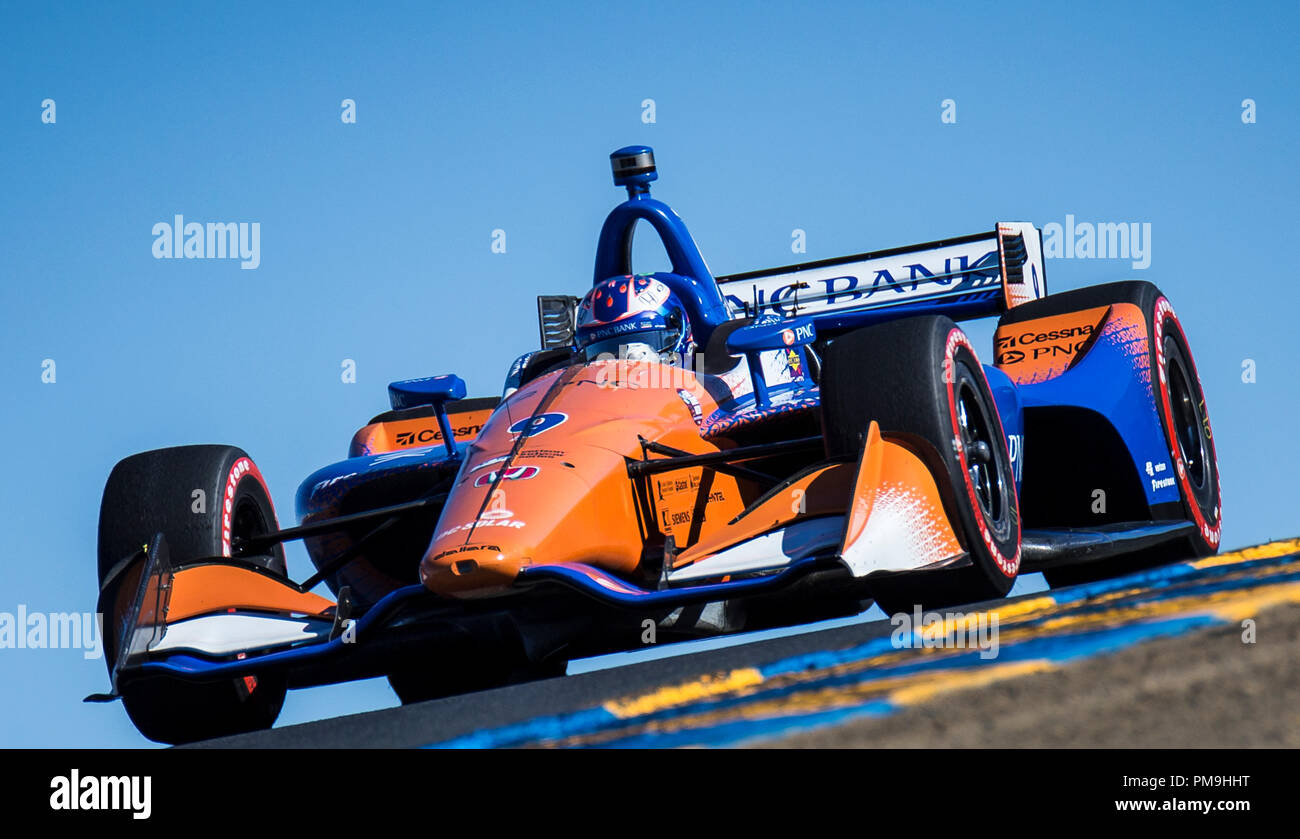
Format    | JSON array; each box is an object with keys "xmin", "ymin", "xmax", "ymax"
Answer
[
  {"xmin": 573, "ymin": 274, "xmax": 806, "ymax": 405},
  {"xmin": 575, "ymin": 275, "xmax": 695, "ymax": 365}
]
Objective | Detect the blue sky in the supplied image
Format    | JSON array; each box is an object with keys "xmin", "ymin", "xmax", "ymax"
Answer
[{"xmin": 0, "ymin": 1, "xmax": 1295, "ymax": 746}]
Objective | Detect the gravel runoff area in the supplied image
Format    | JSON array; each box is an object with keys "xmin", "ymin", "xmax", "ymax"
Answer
[{"xmin": 760, "ymin": 603, "xmax": 1300, "ymax": 748}]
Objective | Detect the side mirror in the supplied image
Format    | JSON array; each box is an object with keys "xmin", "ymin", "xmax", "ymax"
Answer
[
  {"xmin": 386, "ymin": 375, "xmax": 467, "ymax": 460},
  {"xmin": 388, "ymin": 375, "xmax": 467, "ymax": 411},
  {"xmin": 723, "ymin": 318, "xmax": 816, "ymax": 408}
]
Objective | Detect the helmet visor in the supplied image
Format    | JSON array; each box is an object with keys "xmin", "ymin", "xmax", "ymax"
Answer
[{"xmin": 582, "ymin": 327, "xmax": 682, "ymax": 362}]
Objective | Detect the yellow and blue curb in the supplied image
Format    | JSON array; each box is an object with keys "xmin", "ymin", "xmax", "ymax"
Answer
[{"xmin": 428, "ymin": 539, "xmax": 1300, "ymax": 748}]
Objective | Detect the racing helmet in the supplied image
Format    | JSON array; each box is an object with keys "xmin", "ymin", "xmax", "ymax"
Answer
[{"xmin": 575, "ymin": 275, "xmax": 694, "ymax": 363}]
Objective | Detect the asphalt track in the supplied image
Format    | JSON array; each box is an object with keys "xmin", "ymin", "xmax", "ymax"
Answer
[{"xmin": 195, "ymin": 538, "xmax": 1300, "ymax": 748}]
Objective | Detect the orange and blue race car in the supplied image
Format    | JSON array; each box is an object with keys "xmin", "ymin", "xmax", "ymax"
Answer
[{"xmin": 90, "ymin": 146, "xmax": 1221, "ymax": 743}]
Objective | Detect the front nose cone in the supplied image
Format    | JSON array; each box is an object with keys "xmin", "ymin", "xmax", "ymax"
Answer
[
  {"xmin": 419, "ymin": 461, "xmax": 589, "ymax": 597},
  {"xmin": 420, "ymin": 444, "xmax": 644, "ymax": 598},
  {"xmin": 420, "ymin": 543, "xmax": 530, "ymax": 596}
]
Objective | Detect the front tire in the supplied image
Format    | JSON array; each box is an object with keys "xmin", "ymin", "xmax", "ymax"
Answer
[
  {"xmin": 97, "ymin": 445, "xmax": 287, "ymax": 744},
  {"xmin": 821, "ymin": 316, "xmax": 1021, "ymax": 614}
]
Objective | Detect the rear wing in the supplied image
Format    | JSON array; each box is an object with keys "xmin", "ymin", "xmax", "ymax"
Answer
[{"xmin": 716, "ymin": 222, "xmax": 1046, "ymax": 324}]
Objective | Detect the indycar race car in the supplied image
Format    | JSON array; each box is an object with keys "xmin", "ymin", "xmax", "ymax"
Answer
[{"xmin": 90, "ymin": 146, "xmax": 1221, "ymax": 743}]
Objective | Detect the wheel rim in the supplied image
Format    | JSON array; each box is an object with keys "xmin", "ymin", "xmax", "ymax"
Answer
[
  {"xmin": 231, "ymin": 496, "xmax": 272, "ymax": 545},
  {"xmin": 1164, "ymin": 337, "xmax": 1208, "ymax": 493},
  {"xmin": 230, "ymin": 488, "xmax": 283, "ymax": 573},
  {"xmin": 956, "ymin": 378, "xmax": 1009, "ymax": 528}
]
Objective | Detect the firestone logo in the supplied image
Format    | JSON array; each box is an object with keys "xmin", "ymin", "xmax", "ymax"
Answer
[{"xmin": 220, "ymin": 457, "xmax": 255, "ymax": 555}]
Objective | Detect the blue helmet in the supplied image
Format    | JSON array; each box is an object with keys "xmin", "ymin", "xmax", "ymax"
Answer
[{"xmin": 575, "ymin": 275, "xmax": 694, "ymax": 363}]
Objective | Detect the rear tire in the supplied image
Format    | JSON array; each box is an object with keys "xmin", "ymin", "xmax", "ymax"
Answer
[
  {"xmin": 997, "ymin": 283, "xmax": 1221, "ymax": 587},
  {"xmin": 822, "ymin": 316, "xmax": 1021, "ymax": 614},
  {"xmin": 97, "ymin": 445, "xmax": 287, "ymax": 744}
]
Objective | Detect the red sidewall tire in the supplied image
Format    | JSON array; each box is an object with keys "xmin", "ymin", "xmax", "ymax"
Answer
[
  {"xmin": 1152, "ymin": 298, "xmax": 1222, "ymax": 555},
  {"xmin": 97, "ymin": 445, "xmax": 288, "ymax": 744}
]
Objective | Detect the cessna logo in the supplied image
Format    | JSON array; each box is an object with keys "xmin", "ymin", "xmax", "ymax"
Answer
[
  {"xmin": 394, "ymin": 424, "xmax": 483, "ymax": 447},
  {"xmin": 998, "ymin": 325, "xmax": 1093, "ymax": 346},
  {"xmin": 996, "ymin": 324, "xmax": 1093, "ymax": 364},
  {"xmin": 473, "ymin": 465, "xmax": 540, "ymax": 487}
]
